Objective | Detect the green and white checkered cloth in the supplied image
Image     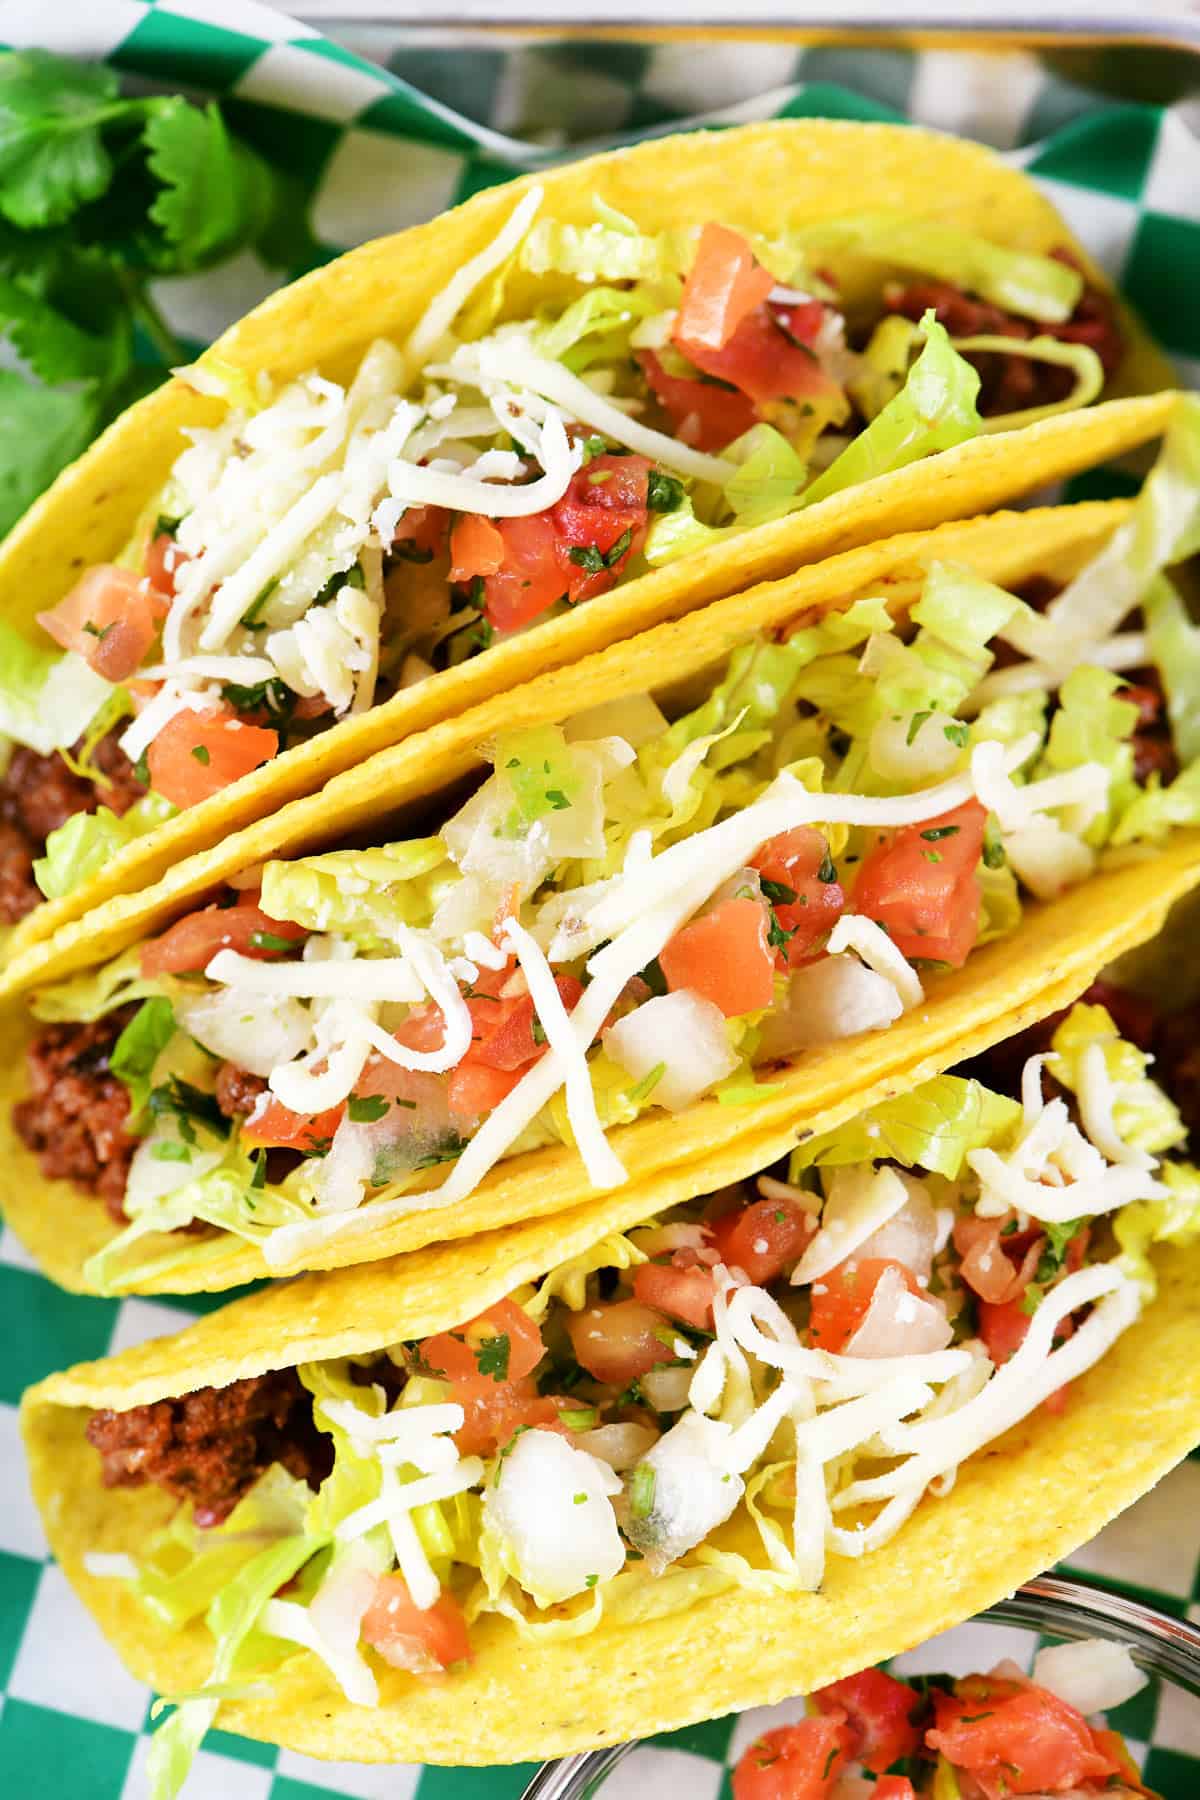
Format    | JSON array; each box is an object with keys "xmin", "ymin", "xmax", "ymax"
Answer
[{"xmin": 2, "ymin": 4, "xmax": 1200, "ymax": 1795}]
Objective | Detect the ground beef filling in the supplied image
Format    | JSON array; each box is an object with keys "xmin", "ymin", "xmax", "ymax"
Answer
[
  {"xmin": 86, "ymin": 1370, "xmax": 333, "ymax": 1527},
  {"xmin": 215, "ymin": 1061, "xmax": 268, "ymax": 1119},
  {"xmin": 0, "ymin": 728, "xmax": 145, "ymax": 925},
  {"xmin": 13, "ymin": 1011, "xmax": 137, "ymax": 1220},
  {"xmin": 883, "ymin": 257, "xmax": 1124, "ymax": 418}
]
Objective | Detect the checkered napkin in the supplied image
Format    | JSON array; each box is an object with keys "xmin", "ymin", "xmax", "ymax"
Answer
[{"xmin": 2, "ymin": 4, "xmax": 1200, "ymax": 1795}]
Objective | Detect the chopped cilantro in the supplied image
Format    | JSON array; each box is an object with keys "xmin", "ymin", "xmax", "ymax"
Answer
[
  {"xmin": 239, "ymin": 582, "xmax": 276, "ymax": 629},
  {"xmin": 154, "ymin": 512, "xmax": 183, "ymax": 538},
  {"xmin": 983, "ymin": 836, "xmax": 1007, "ymax": 870},
  {"xmin": 907, "ymin": 709, "xmax": 932, "ymax": 746},
  {"xmin": 559, "ymin": 1406, "xmax": 598, "ymax": 1430},
  {"xmin": 921, "ymin": 824, "xmax": 960, "ymax": 841},
  {"xmin": 626, "ymin": 1062, "xmax": 666, "ymax": 1106},
  {"xmin": 639, "ymin": 956, "xmax": 668, "ymax": 997},
  {"xmin": 348, "ymin": 1094, "xmax": 390, "ymax": 1123},
  {"xmin": 473, "ymin": 1332, "xmax": 511, "ymax": 1382},
  {"xmin": 629, "ymin": 1464, "xmax": 656, "ymax": 1519},
  {"xmin": 544, "ymin": 788, "xmax": 571, "ymax": 810},
  {"xmin": 151, "ymin": 1139, "xmax": 192, "ymax": 1163},
  {"xmin": 943, "ymin": 720, "xmax": 970, "ymax": 749},
  {"xmin": 190, "ymin": 743, "xmax": 211, "ymax": 765},
  {"xmin": 759, "ymin": 878, "xmax": 797, "ymax": 906},
  {"xmin": 572, "ymin": 1491, "xmax": 588, "ymax": 1506},
  {"xmin": 646, "ymin": 470, "xmax": 685, "ymax": 513},
  {"xmin": 817, "ymin": 848, "xmax": 837, "ymax": 884},
  {"xmin": 248, "ymin": 930, "xmax": 301, "ymax": 953},
  {"xmin": 568, "ymin": 543, "xmax": 606, "ymax": 575}
]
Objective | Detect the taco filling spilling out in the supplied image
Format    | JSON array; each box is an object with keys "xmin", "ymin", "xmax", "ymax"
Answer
[
  {"xmin": 16, "ymin": 409, "xmax": 1200, "ymax": 1287},
  {"xmin": 78, "ymin": 998, "xmax": 1198, "ymax": 1797},
  {"xmin": 0, "ymin": 191, "xmax": 1125, "ymax": 922}
]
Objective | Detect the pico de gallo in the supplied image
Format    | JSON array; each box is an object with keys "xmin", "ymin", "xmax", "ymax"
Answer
[
  {"xmin": 16, "ymin": 406, "xmax": 1200, "ymax": 1290},
  {"xmin": 0, "ymin": 183, "xmax": 1125, "ymax": 925},
  {"xmin": 81, "ymin": 999, "xmax": 1196, "ymax": 1798},
  {"xmin": 733, "ymin": 1645, "xmax": 1157, "ymax": 1798}
]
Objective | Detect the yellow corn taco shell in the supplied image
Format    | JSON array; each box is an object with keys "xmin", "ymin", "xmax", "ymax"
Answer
[
  {"xmin": 21, "ymin": 1188, "xmax": 1200, "ymax": 1765},
  {"xmin": 5, "ymin": 498, "xmax": 1200, "ymax": 1294},
  {"xmin": 1, "ymin": 116, "xmax": 1179, "ymax": 960}
]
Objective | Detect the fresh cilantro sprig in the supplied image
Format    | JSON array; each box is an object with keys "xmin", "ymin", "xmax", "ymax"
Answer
[{"xmin": 0, "ymin": 50, "xmax": 289, "ymax": 535}]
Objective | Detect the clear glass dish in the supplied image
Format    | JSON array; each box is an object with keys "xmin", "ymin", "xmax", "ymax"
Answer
[{"xmin": 518, "ymin": 1573, "xmax": 1200, "ymax": 1798}]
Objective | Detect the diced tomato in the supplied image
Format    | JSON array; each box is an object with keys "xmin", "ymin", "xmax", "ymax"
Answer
[
  {"xmin": 473, "ymin": 976, "xmax": 584, "ymax": 1071},
  {"xmin": 140, "ymin": 901, "xmax": 306, "ymax": 976},
  {"xmin": 808, "ymin": 1258, "xmax": 923, "ymax": 1354},
  {"xmin": 851, "ymin": 800, "xmax": 987, "ymax": 967},
  {"xmin": 391, "ymin": 505, "xmax": 450, "ymax": 559},
  {"xmin": 772, "ymin": 299, "xmax": 829, "ymax": 348},
  {"xmin": 675, "ymin": 303, "xmax": 840, "ymax": 411},
  {"xmin": 660, "ymin": 896, "xmax": 775, "ymax": 1018},
  {"xmin": 472, "ymin": 454, "xmax": 652, "ymax": 633},
  {"xmin": 953, "ymin": 1215, "xmax": 1043, "ymax": 1307},
  {"xmin": 447, "ymin": 1060, "xmax": 523, "ymax": 1118},
  {"xmin": 37, "ymin": 564, "xmax": 168, "ymax": 683},
  {"xmin": 241, "ymin": 1095, "xmax": 346, "ymax": 1154},
  {"xmin": 566, "ymin": 1299, "xmax": 675, "ymax": 1385},
  {"xmin": 677, "ymin": 223, "xmax": 777, "ymax": 352},
  {"xmin": 871, "ymin": 1782, "xmax": 916, "ymax": 1800},
  {"xmin": 1091, "ymin": 1728, "xmax": 1154, "ymax": 1796},
  {"xmin": 977, "ymin": 1295, "xmax": 1031, "ymax": 1366},
  {"xmin": 639, "ymin": 350, "xmax": 757, "ymax": 453},
  {"xmin": 477, "ymin": 513, "xmax": 568, "ymax": 632},
  {"xmin": 927, "ymin": 1682, "xmax": 1122, "ymax": 1796},
  {"xmin": 449, "ymin": 1376, "xmax": 566, "ymax": 1457},
  {"xmin": 709, "ymin": 1195, "xmax": 814, "ymax": 1285},
  {"xmin": 449, "ymin": 513, "xmax": 505, "ymax": 582},
  {"xmin": 360, "ymin": 1574, "xmax": 472, "ymax": 1674},
  {"xmin": 146, "ymin": 704, "xmax": 279, "ymax": 810},
  {"xmin": 751, "ymin": 827, "xmax": 845, "ymax": 966},
  {"xmin": 143, "ymin": 531, "xmax": 188, "ymax": 595},
  {"xmin": 421, "ymin": 1298, "xmax": 544, "ymax": 1386},
  {"xmin": 632, "ymin": 1263, "xmax": 717, "ymax": 1330},
  {"xmin": 732, "ymin": 1714, "xmax": 853, "ymax": 1800},
  {"xmin": 812, "ymin": 1670, "xmax": 921, "ymax": 1774}
]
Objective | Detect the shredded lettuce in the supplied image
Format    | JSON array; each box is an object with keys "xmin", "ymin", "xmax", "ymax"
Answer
[
  {"xmin": 1114, "ymin": 1159, "xmax": 1200, "ymax": 1296},
  {"xmin": 1110, "ymin": 758, "xmax": 1200, "ymax": 847},
  {"xmin": 30, "ymin": 944, "xmax": 167, "ymax": 1023},
  {"xmin": 0, "ymin": 622, "xmax": 112, "ymax": 756},
  {"xmin": 723, "ymin": 424, "xmax": 807, "ymax": 525},
  {"xmin": 1144, "ymin": 576, "xmax": 1200, "ymax": 767},
  {"xmin": 800, "ymin": 313, "xmax": 981, "ymax": 508},
  {"xmin": 1015, "ymin": 393, "xmax": 1200, "ymax": 660},
  {"xmin": 259, "ymin": 836, "xmax": 456, "ymax": 948},
  {"xmin": 34, "ymin": 791, "xmax": 176, "ymax": 901},
  {"xmin": 532, "ymin": 284, "xmax": 670, "ymax": 370},
  {"xmin": 110, "ymin": 997, "xmax": 177, "ymax": 1122},
  {"xmin": 149, "ymin": 1532, "xmax": 321, "ymax": 1800},
  {"xmin": 135, "ymin": 1465, "xmax": 312, "ymax": 1632},
  {"xmin": 642, "ymin": 495, "xmax": 725, "ymax": 568},
  {"xmin": 1049, "ymin": 1003, "xmax": 1187, "ymax": 1156},
  {"xmin": 791, "ymin": 1074, "xmax": 1022, "ymax": 1181},
  {"xmin": 1040, "ymin": 667, "xmax": 1137, "ymax": 845},
  {"xmin": 864, "ymin": 560, "xmax": 1022, "ymax": 728},
  {"xmin": 525, "ymin": 1230, "xmax": 647, "ymax": 1321},
  {"xmin": 792, "ymin": 212, "xmax": 1083, "ymax": 321}
]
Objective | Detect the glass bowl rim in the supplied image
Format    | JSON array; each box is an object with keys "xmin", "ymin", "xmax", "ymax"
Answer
[{"xmin": 518, "ymin": 1574, "xmax": 1200, "ymax": 1799}]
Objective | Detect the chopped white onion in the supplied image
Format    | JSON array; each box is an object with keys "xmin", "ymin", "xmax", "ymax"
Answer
[
  {"xmin": 622, "ymin": 1412, "xmax": 744, "ymax": 1571},
  {"xmin": 174, "ymin": 986, "xmax": 313, "ymax": 1079},
  {"xmin": 827, "ymin": 915, "xmax": 923, "ymax": 1010},
  {"xmin": 639, "ymin": 1365, "xmax": 694, "ymax": 1412},
  {"xmin": 574, "ymin": 1422, "xmax": 659, "ymax": 1471},
  {"xmin": 758, "ymin": 955, "xmax": 904, "ymax": 1058},
  {"xmin": 791, "ymin": 1165, "xmax": 909, "ymax": 1286},
  {"xmin": 483, "ymin": 1429, "xmax": 624, "ymax": 1604},
  {"xmin": 1032, "ymin": 1639, "xmax": 1147, "ymax": 1716},
  {"xmin": 841, "ymin": 1267, "xmax": 953, "ymax": 1359},
  {"xmin": 604, "ymin": 990, "xmax": 738, "ymax": 1111}
]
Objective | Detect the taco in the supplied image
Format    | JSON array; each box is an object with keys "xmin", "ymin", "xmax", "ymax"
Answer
[
  {"xmin": 7, "ymin": 401, "xmax": 1200, "ymax": 1296},
  {"xmin": 21, "ymin": 985, "xmax": 1200, "ymax": 1788},
  {"xmin": 0, "ymin": 118, "xmax": 1179, "ymax": 957}
]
